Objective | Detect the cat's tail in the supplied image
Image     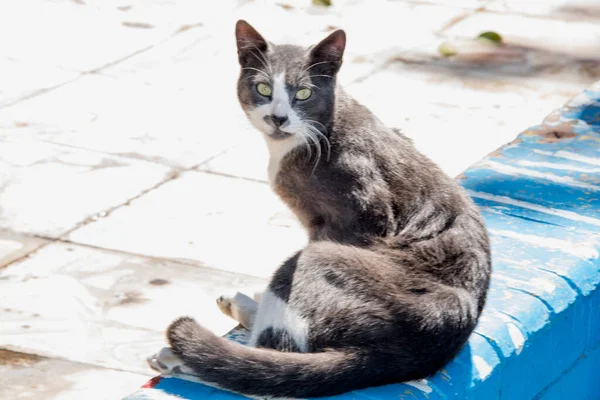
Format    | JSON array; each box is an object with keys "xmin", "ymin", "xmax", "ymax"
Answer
[{"xmin": 166, "ymin": 317, "xmax": 378, "ymax": 398}]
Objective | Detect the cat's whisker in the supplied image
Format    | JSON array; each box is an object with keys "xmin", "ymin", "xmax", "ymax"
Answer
[
  {"xmin": 304, "ymin": 119, "xmax": 328, "ymax": 133},
  {"xmin": 301, "ymin": 123, "xmax": 326, "ymax": 174},
  {"xmin": 247, "ymin": 47, "xmax": 272, "ymax": 75},
  {"xmin": 242, "ymin": 67, "xmax": 270, "ymax": 80},
  {"xmin": 284, "ymin": 123, "xmax": 313, "ymax": 163},
  {"xmin": 304, "ymin": 129, "xmax": 321, "ymax": 175},
  {"xmin": 244, "ymin": 45, "xmax": 273, "ymax": 73},
  {"xmin": 300, "ymin": 130, "xmax": 312, "ymax": 165},
  {"xmin": 297, "ymin": 60, "xmax": 332, "ymax": 79},
  {"xmin": 298, "ymin": 74, "xmax": 334, "ymax": 90},
  {"xmin": 318, "ymin": 132, "xmax": 331, "ymax": 163},
  {"xmin": 307, "ymin": 74, "xmax": 334, "ymax": 80},
  {"xmin": 304, "ymin": 122, "xmax": 331, "ymax": 163},
  {"xmin": 298, "ymin": 80, "xmax": 317, "ymax": 89}
]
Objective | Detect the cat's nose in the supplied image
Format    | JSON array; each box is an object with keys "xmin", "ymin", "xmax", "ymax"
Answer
[{"xmin": 267, "ymin": 115, "xmax": 289, "ymax": 128}]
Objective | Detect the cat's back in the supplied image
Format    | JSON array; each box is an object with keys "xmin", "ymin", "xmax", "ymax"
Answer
[{"xmin": 331, "ymin": 92, "xmax": 461, "ymax": 201}]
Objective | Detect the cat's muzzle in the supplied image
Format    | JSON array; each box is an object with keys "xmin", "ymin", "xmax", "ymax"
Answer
[{"xmin": 268, "ymin": 129, "xmax": 294, "ymax": 140}]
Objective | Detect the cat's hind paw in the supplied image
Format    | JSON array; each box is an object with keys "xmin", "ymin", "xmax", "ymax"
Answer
[
  {"xmin": 147, "ymin": 347, "xmax": 197, "ymax": 376},
  {"xmin": 215, "ymin": 292, "xmax": 258, "ymax": 330},
  {"xmin": 216, "ymin": 295, "xmax": 234, "ymax": 318}
]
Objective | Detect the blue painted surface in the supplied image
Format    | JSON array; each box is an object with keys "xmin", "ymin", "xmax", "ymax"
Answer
[{"xmin": 125, "ymin": 82, "xmax": 600, "ymax": 399}]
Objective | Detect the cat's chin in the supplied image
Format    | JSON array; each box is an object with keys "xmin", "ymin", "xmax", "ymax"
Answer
[{"xmin": 265, "ymin": 130, "xmax": 294, "ymax": 140}]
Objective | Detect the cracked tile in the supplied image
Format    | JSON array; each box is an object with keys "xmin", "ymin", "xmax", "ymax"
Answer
[
  {"xmin": 197, "ymin": 137, "xmax": 270, "ymax": 183},
  {"xmin": 0, "ymin": 0, "xmax": 170, "ymax": 71},
  {"xmin": 0, "ymin": 63, "xmax": 249, "ymax": 169},
  {"xmin": 0, "ymin": 242, "xmax": 267, "ymax": 374},
  {"xmin": 68, "ymin": 171, "xmax": 307, "ymax": 278},
  {"xmin": 0, "ymin": 231, "xmax": 47, "ymax": 269},
  {"xmin": 0, "ymin": 350, "xmax": 147, "ymax": 400},
  {"xmin": 0, "ymin": 133, "xmax": 171, "ymax": 237},
  {"xmin": 0, "ymin": 58, "xmax": 78, "ymax": 109},
  {"xmin": 0, "ymin": 0, "xmax": 175, "ymax": 106}
]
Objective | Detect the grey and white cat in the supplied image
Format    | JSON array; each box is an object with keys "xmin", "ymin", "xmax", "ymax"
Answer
[{"xmin": 166, "ymin": 20, "xmax": 492, "ymax": 398}]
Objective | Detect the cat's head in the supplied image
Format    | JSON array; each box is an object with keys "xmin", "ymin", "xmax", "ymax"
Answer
[{"xmin": 235, "ymin": 20, "xmax": 346, "ymax": 142}]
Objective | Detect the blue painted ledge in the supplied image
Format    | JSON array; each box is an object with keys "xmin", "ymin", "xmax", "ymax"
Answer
[{"xmin": 125, "ymin": 81, "xmax": 600, "ymax": 400}]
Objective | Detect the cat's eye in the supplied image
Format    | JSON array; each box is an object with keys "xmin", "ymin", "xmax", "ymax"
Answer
[
  {"xmin": 256, "ymin": 83, "xmax": 272, "ymax": 97},
  {"xmin": 295, "ymin": 88, "xmax": 312, "ymax": 101}
]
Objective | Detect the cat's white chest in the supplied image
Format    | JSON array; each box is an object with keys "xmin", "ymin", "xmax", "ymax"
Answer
[
  {"xmin": 267, "ymin": 157, "xmax": 280, "ymax": 185},
  {"xmin": 265, "ymin": 134, "xmax": 303, "ymax": 184}
]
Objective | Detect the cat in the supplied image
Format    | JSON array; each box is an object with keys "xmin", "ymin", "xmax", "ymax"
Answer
[{"xmin": 165, "ymin": 20, "xmax": 492, "ymax": 398}]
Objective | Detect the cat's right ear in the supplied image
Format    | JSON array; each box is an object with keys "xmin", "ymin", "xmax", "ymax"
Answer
[
  {"xmin": 235, "ymin": 20, "xmax": 268, "ymax": 66},
  {"xmin": 309, "ymin": 29, "xmax": 346, "ymax": 74}
]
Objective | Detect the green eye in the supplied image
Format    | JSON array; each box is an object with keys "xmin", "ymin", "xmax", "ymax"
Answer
[
  {"xmin": 256, "ymin": 83, "xmax": 272, "ymax": 97},
  {"xmin": 295, "ymin": 88, "xmax": 312, "ymax": 101}
]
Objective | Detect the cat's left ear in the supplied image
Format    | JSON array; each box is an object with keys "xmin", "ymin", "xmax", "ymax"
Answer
[{"xmin": 309, "ymin": 30, "xmax": 346, "ymax": 73}]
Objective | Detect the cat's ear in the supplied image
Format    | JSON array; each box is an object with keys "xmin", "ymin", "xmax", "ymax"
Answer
[
  {"xmin": 235, "ymin": 20, "xmax": 268, "ymax": 66},
  {"xmin": 309, "ymin": 30, "xmax": 346, "ymax": 73}
]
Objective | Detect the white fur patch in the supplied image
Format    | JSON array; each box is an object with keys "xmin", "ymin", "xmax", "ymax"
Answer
[
  {"xmin": 247, "ymin": 73, "xmax": 304, "ymax": 184},
  {"xmin": 266, "ymin": 135, "xmax": 303, "ymax": 183},
  {"xmin": 249, "ymin": 289, "xmax": 309, "ymax": 352},
  {"xmin": 272, "ymin": 73, "xmax": 291, "ymax": 124}
]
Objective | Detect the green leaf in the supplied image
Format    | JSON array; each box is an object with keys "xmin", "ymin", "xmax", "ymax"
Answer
[
  {"xmin": 477, "ymin": 31, "xmax": 503, "ymax": 44},
  {"xmin": 438, "ymin": 42, "xmax": 457, "ymax": 57},
  {"xmin": 312, "ymin": 0, "xmax": 332, "ymax": 6}
]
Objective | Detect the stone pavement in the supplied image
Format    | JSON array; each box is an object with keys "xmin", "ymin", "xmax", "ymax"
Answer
[{"xmin": 0, "ymin": 0, "xmax": 599, "ymax": 398}]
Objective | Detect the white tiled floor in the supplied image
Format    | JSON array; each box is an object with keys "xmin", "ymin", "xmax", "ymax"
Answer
[
  {"xmin": 0, "ymin": 350, "xmax": 148, "ymax": 400},
  {"xmin": 68, "ymin": 171, "xmax": 307, "ymax": 278},
  {"xmin": 0, "ymin": 242, "xmax": 267, "ymax": 374},
  {"xmin": 0, "ymin": 133, "xmax": 171, "ymax": 237}
]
